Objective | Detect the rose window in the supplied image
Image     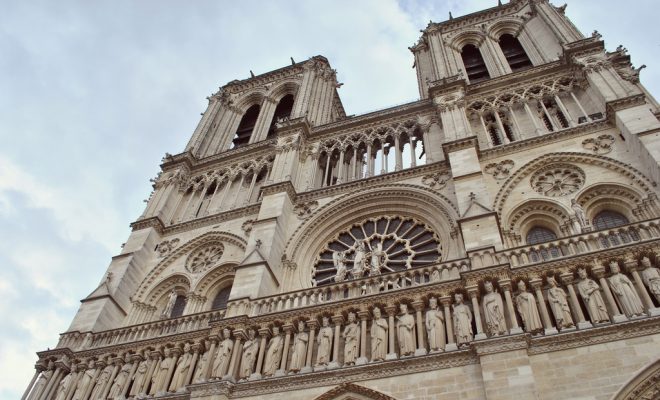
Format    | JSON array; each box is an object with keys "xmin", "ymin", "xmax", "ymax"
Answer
[
  {"xmin": 312, "ymin": 216, "xmax": 442, "ymax": 286},
  {"xmin": 186, "ymin": 243, "xmax": 224, "ymax": 274},
  {"xmin": 530, "ymin": 164, "xmax": 585, "ymax": 197}
]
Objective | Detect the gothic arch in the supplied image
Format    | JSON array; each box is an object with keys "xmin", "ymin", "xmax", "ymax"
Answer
[
  {"xmin": 133, "ymin": 231, "xmax": 246, "ymax": 302},
  {"xmin": 493, "ymin": 152, "xmax": 656, "ymax": 216},
  {"xmin": 284, "ymin": 184, "xmax": 461, "ymax": 289},
  {"xmin": 144, "ymin": 274, "xmax": 191, "ymax": 308},
  {"xmin": 610, "ymin": 358, "xmax": 660, "ymax": 400},
  {"xmin": 575, "ymin": 183, "xmax": 644, "ymax": 222},
  {"xmin": 487, "ymin": 17, "xmax": 526, "ymax": 40},
  {"xmin": 233, "ymin": 90, "xmax": 266, "ymax": 113},
  {"xmin": 267, "ymin": 80, "xmax": 300, "ymax": 102},
  {"xmin": 504, "ymin": 198, "xmax": 572, "ymax": 239},
  {"xmin": 192, "ymin": 262, "xmax": 237, "ymax": 303},
  {"xmin": 313, "ymin": 383, "xmax": 397, "ymax": 400},
  {"xmin": 448, "ymin": 29, "xmax": 487, "ymax": 51}
]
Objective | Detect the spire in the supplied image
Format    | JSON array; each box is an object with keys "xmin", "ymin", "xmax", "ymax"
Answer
[{"xmin": 449, "ymin": 11, "xmax": 453, "ymax": 20}]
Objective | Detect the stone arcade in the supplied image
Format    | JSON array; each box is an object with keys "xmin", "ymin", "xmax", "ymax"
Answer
[{"xmin": 24, "ymin": 1, "xmax": 660, "ymax": 399}]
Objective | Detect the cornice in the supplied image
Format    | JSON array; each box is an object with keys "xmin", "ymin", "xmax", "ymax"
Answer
[
  {"xmin": 131, "ymin": 205, "xmax": 260, "ymax": 235},
  {"xmin": 465, "ymin": 61, "xmax": 573, "ymax": 97},
  {"xmin": 419, "ymin": 0, "xmax": 526, "ymax": 36},
  {"xmin": 606, "ymin": 94, "xmax": 647, "ymax": 116},
  {"xmin": 442, "ymin": 136, "xmax": 479, "ymax": 159},
  {"xmin": 259, "ymin": 181, "xmax": 298, "ymax": 201}
]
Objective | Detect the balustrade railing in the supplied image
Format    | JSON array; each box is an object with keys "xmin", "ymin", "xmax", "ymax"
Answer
[
  {"xmin": 57, "ymin": 309, "xmax": 225, "ymax": 351},
  {"xmin": 499, "ymin": 219, "xmax": 660, "ymax": 267}
]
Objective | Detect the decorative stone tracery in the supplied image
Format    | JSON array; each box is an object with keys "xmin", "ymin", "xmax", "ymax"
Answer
[
  {"xmin": 530, "ymin": 163, "xmax": 586, "ymax": 197},
  {"xmin": 186, "ymin": 244, "xmax": 225, "ymax": 274}
]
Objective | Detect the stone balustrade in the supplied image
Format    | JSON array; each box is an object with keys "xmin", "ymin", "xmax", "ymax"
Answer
[
  {"xmin": 499, "ymin": 218, "xmax": 660, "ymax": 267},
  {"xmin": 56, "ymin": 309, "xmax": 225, "ymax": 352}
]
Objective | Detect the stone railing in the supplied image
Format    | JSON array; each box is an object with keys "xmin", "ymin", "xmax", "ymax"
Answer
[
  {"xmin": 225, "ymin": 259, "xmax": 471, "ymax": 319},
  {"xmin": 56, "ymin": 309, "xmax": 225, "ymax": 351},
  {"xmin": 499, "ymin": 218, "xmax": 660, "ymax": 267}
]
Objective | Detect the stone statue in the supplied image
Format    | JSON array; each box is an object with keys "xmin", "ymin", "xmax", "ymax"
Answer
[
  {"xmin": 397, "ymin": 304, "xmax": 416, "ymax": 356},
  {"xmin": 453, "ymin": 293, "xmax": 473, "ymax": 347},
  {"xmin": 170, "ymin": 344, "xmax": 192, "ymax": 391},
  {"xmin": 370, "ymin": 242, "xmax": 386, "ymax": 276},
  {"xmin": 88, "ymin": 364, "xmax": 111, "ymax": 400},
  {"xmin": 108, "ymin": 357, "xmax": 133, "ymax": 398},
  {"xmin": 263, "ymin": 326, "xmax": 283, "ymax": 376},
  {"xmin": 212, "ymin": 328, "xmax": 233, "ymax": 378},
  {"xmin": 239, "ymin": 329, "xmax": 259, "ymax": 379},
  {"xmin": 342, "ymin": 312, "xmax": 360, "ymax": 365},
  {"xmin": 426, "ymin": 297, "xmax": 445, "ymax": 352},
  {"xmin": 571, "ymin": 199, "xmax": 588, "ymax": 231},
  {"xmin": 316, "ymin": 317, "xmax": 333, "ymax": 366},
  {"xmin": 640, "ymin": 256, "xmax": 660, "ymax": 302},
  {"xmin": 352, "ymin": 240, "xmax": 367, "ymax": 279},
  {"xmin": 482, "ymin": 281, "xmax": 507, "ymax": 336},
  {"xmin": 515, "ymin": 281, "xmax": 543, "ymax": 334},
  {"xmin": 576, "ymin": 268, "xmax": 610, "ymax": 323},
  {"xmin": 289, "ymin": 321, "xmax": 308, "ymax": 372},
  {"xmin": 150, "ymin": 353, "xmax": 172, "ymax": 395},
  {"xmin": 192, "ymin": 344, "xmax": 210, "ymax": 384},
  {"xmin": 547, "ymin": 277, "xmax": 574, "ymax": 329},
  {"xmin": 608, "ymin": 261, "xmax": 644, "ymax": 317},
  {"xmin": 130, "ymin": 359, "xmax": 149, "ymax": 396},
  {"xmin": 54, "ymin": 369, "xmax": 75, "ymax": 400},
  {"xmin": 73, "ymin": 361, "xmax": 97, "ymax": 400},
  {"xmin": 370, "ymin": 307, "xmax": 388, "ymax": 362},
  {"xmin": 162, "ymin": 289, "xmax": 178, "ymax": 318},
  {"xmin": 333, "ymin": 251, "xmax": 348, "ymax": 282}
]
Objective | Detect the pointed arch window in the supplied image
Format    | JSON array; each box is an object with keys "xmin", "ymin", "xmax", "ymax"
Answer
[
  {"xmin": 526, "ymin": 226, "xmax": 558, "ymax": 245},
  {"xmin": 231, "ymin": 104, "xmax": 260, "ymax": 148},
  {"xmin": 592, "ymin": 210, "xmax": 629, "ymax": 230},
  {"xmin": 267, "ymin": 94, "xmax": 295, "ymax": 138},
  {"xmin": 461, "ymin": 44, "xmax": 490, "ymax": 83},
  {"xmin": 211, "ymin": 286, "xmax": 232, "ymax": 310},
  {"xmin": 499, "ymin": 34, "xmax": 532, "ymax": 72},
  {"xmin": 170, "ymin": 295, "xmax": 187, "ymax": 318}
]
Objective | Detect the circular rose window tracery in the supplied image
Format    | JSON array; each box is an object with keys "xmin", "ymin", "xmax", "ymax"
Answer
[
  {"xmin": 530, "ymin": 164, "xmax": 585, "ymax": 197},
  {"xmin": 312, "ymin": 216, "xmax": 442, "ymax": 286},
  {"xmin": 186, "ymin": 243, "xmax": 224, "ymax": 274}
]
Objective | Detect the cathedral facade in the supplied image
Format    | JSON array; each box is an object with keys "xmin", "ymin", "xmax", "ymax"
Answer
[{"xmin": 24, "ymin": 1, "xmax": 660, "ymax": 399}]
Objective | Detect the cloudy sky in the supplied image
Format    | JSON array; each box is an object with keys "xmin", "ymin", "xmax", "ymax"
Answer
[{"xmin": 0, "ymin": 0, "xmax": 658, "ymax": 398}]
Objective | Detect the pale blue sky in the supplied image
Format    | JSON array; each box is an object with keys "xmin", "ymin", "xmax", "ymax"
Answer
[{"xmin": 1, "ymin": 1, "xmax": 658, "ymax": 398}]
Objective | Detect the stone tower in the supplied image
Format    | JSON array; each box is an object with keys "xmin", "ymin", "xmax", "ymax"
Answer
[{"xmin": 24, "ymin": 1, "xmax": 660, "ymax": 400}]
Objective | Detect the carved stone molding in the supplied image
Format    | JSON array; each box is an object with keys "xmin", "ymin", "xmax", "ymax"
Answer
[
  {"xmin": 582, "ymin": 134, "xmax": 615, "ymax": 154},
  {"xmin": 293, "ymin": 200, "xmax": 319, "ymax": 219},
  {"xmin": 157, "ymin": 238, "xmax": 180, "ymax": 258},
  {"xmin": 241, "ymin": 219, "xmax": 255, "ymax": 236},
  {"xmin": 484, "ymin": 159, "xmax": 515, "ymax": 180},
  {"xmin": 422, "ymin": 172, "xmax": 450, "ymax": 190}
]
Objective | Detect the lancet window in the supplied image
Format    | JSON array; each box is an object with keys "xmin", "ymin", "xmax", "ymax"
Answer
[
  {"xmin": 267, "ymin": 94, "xmax": 294, "ymax": 138},
  {"xmin": 592, "ymin": 210, "xmax": 629, "ymax": 231},
  {"xmin": 525, "ymin": 226, "xmax": 558, "ymax": 245},
  {"xmin": 211, "ymin": 286, "xmax": 232, "ymax": 310},
  {"xmin": 499, "ymin": 33, "xmax": 532, "ymax": 72},
  {"xmin": 312, "ymin": 216, "xmax": 442, "ymax": 286},
  {"xmin": 461, "ymin": 44, "xmax": 490, "ymax": 83},
  {"xmin": 170, "ymin": 294, "xmax": 187, "ymax": 318},
  {"xmin": 231, "ymin": 104, "xmax": 260, "ymax": 148}
]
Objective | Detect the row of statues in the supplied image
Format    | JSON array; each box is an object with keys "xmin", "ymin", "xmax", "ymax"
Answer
[
  {"xmin": 33, "ymin": 258, "xmax": 660, "ymax": 400},
  {"xmin": 333, "ymin": 240, "xmax": 387, "ymax": 282}
]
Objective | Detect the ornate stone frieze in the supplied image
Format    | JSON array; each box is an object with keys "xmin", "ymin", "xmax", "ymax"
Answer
[
  {"xmin": 484, "ymin": 159, "xmax": 515, "ymax": 180},
  {"xmin": 530, "ymin": 163, "xmax": 586, "ymax": 197},
  {"xmin": 157, "ymin": 239, "xmax": 180, "ymax": 258},
  {"xmin": 421, "ymin": 172, "xmax": 450, "ymax": 190},
  {"xmin": 241, "ymin": 219, "xmax": 254, "ymax": 236},
  {"xmin": 293, "ymin": 200, "xmax": 319, "ymax": 219},
  {"xmin": 582, "ymin": 134, "xmax": 615, "ymax": 154}
]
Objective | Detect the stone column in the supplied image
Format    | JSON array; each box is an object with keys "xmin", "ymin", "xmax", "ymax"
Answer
[
  {"xmin": 277, "ymin": 325, "xmax": 293, "ymax": 375},
  {"xmin": 21, "ymin": 367, "xmax": 42, "ymax": 400},
  {"xmin": 38, "ymin": 367, "xmax": 62, "ymax": 400},
  {"xmin": 440, "ymin": 297, "xmax": 458, "ymax": 351},
  {"xmin": 530, "ymin": 278, "xmax": 558, "ymax": 335},
  {"xmin": 252, "ymin": 328, "xmax": 270, "ymax": 379},
  {"xmin": 554, "ymin": 94, "xmax": 575, "ymax": 126},
  {"xmin": 560, "ymin": 272, "xmax": 592, "ymax": 329},
  {"xmin": 143, "ymin": 352, "xmax": 160, "ymax": 395},
  {"xmin": 493, "ymin": 110, "xmax": 510, "ymax": 144},
  {"xmin": 570, "ymin": 91, "xmax": 591, "ymax": 122},
  {"xmin": 467, "ymin": 287, "xmax": 487, "ymax": 340},
  {"xmin": 101, "ymin": 358, "xmax": 121, "ymax": 399},
  {"xmin": 185, "ymin": 344, "xmax": 202, "ymax": 386},
  {"xmin": 523, "ymin": 101, "xmax": 543, "ymax": 135},
  {"xmin": 408, "ymin": 136, "xmax": 417, "ymax": 168},
  {"xmin": 64, "ymin": 368, "xmax": 81, "ymax": 400},
  {"xmin": 81, "ymin": 363, "xmax": 102, "ymax": 400},
  {"xmin": 121, "ymin": 356, "xmax": 141, "ymax": 398},
  {"xmin": 385, "ymin": 306, "xmax": 397, "ymax": 360},
  {"xmin": 365, "ymin": 143, "xmax": 373, "ymax": 177},
  {"xmin": 539, "ymin": 100, "xmax": 559, "ymax": 131},
  {"xmin": 302, "ymin": 319, "xmax": 318, "ymax": 373},
  {"xmin": 161, "ymin": 349, "xmax": 181, "ymax": 394},
  {"xmin": 593, "ymin": 266, "xmax": 627, "ymax": 323},
  {"xmin": 328, "ymin": 316, "xmax": 343, "ymax": 369},
  {"xmin": 225, "ymin": 332, "xmax": 243, "ymax": 381},
  {"xmin": 499, "ymin": 279, "xmax": 523, "ymax": 334},
  {"xmin": 412, "ymin": 300, "xmax": 427, "ymax": 356},
  {"xmin": 336, "ymin": 149, "xmax": 346, "ymax": 184},
  {"xmin": 322, "ymin": 152, "xmax": 331, "ymax": 187},
  {"xmin": 201, "ymin": 338, "xmax": 218, "ymax": 381},
  {"xmin": 628, "ymin": 264, "xmax": 660, "ymax": 316},
  {"xmin": 356, "ymin": 311, "xmax": 369, "ymax": 365},
  {"xmin": 394, "ymin": 136, "xmax": 403, "ymax": 171}
]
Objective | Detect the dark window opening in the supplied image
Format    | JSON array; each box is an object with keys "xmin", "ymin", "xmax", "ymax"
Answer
[
  {"xmin": 211, "ymin": 286, "xmax": 232, "ymax": 310},
  {"xmin": 461, "ymin": 44, "xmax": 490, "ymax": 83},
  {"xmin": 231, "ymin": 104, "xmax": 260, "ymax": 148},
  {"xmin": 593, "ymin": 211, "xmax": 629, "ymax": 231},
  {"xmin": 170, "ymin": 295, "xmax": 187, "ymax": 318},
  {"xmin": 499, "ymin": 34, "xmax": 532, "ymax": 72},
  {"xmin": 526, "ymin": 226, "xmax": 558, "ymax": 245},
  {"xmin": 268, "ymin": 94, "xmax": 294, "ymax": 138}
]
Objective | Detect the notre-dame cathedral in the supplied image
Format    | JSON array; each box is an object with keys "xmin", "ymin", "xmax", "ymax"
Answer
[{"xmin": 23, "ymin": 1, "xmax": 660, "ymax": 399}]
